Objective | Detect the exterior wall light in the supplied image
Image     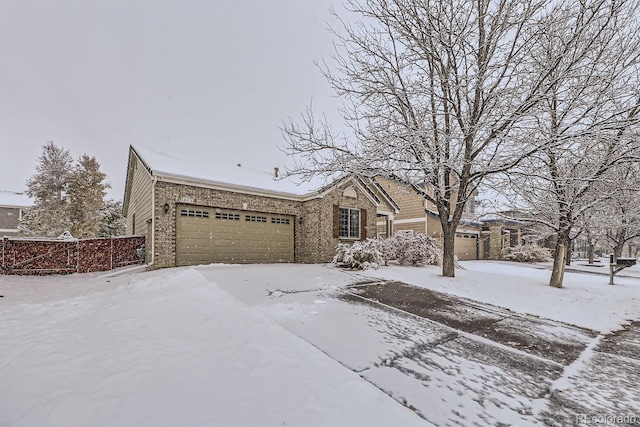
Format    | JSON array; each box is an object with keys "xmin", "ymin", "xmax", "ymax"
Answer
[{"xmin": 163, "ymin": 203, "xmax": 170, "ymax": 214}]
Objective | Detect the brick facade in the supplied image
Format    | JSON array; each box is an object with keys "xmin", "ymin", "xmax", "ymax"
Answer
[{"xmin": 149, "ymin": 179, "xmax": 378, "ymax": 268}]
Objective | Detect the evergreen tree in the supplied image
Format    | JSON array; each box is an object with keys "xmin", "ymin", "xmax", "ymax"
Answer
[
  {"xmin": 97, "ymin": 199, "xmax": 126, "ymax": 237},
  {"xmin": 23, "ymin": 142, "xmax": 73, "ymax": 237},
  {"xmin": 21, "ymin": 143, "xmax": 113, "ymax": 238},
  {"xmin": 67, "ymin": 154, "xmax": 109, "ymax": 237}
]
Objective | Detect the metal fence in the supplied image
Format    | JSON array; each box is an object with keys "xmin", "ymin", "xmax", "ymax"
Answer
[{"xmin": 1, "ymin": 236, "xmax": 145, "ymax": 275}]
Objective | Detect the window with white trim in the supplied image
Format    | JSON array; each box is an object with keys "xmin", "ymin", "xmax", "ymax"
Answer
[{"xmin": 339, "ymin": 208, "xmax": 360, "ymax": 238}]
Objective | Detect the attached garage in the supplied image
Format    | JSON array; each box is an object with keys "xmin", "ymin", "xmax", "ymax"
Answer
[
  {"xmin": 124, "ymin": 146, "xmax": 386, "ymax": 268},
  {"xmin": 455, "ymin": 233, "xmax": 479, "ymax": 260},
  {"xmin": 176, "ymin": 205, "xmax": 294, "ymax": 265}
]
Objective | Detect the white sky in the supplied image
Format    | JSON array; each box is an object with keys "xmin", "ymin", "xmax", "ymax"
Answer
[{"xmin": 0, "ymin": 0, "xmax": 343, "ymax": 200}]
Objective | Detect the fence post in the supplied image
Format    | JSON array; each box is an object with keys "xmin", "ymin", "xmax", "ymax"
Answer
[{"xmin": 110, "ymin": 237, "xmax": 113, "ymax": 270}]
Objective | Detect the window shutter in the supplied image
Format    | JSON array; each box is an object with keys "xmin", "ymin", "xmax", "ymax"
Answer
[
  {"xmin": 361, "ymin": 208, "xmax": 367, "ymax": 240},
  {"xmin": 333, "ymin": 205, "xmax": 340, "ymax": 238}
]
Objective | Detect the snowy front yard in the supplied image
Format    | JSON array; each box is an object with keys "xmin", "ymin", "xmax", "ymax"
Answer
[{"xmin": 1, "ymin": 261, "xmax": 639, "ymax": 426}]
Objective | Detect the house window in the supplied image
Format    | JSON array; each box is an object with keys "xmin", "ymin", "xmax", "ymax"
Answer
[{"xmin": 339, "ymin": 208, "xmax": 360, "ymax": 238}]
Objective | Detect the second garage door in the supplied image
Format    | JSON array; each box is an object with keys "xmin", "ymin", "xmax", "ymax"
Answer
[
  {"xmin": 455, "ymin": 233, "xmax": 478, "ymax": 260},
  {"xmin": 176, "ymin": 205, "xmax": 294, "ymax": 266}
]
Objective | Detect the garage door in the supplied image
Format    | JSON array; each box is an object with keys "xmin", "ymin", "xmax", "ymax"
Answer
[
  {"xmin": 455, "ymin": 233, "xmax": 478, "ymax": 260},
  {"xmin": 176, "ymin": 205, "xmax": 294, "ymax": 266}
]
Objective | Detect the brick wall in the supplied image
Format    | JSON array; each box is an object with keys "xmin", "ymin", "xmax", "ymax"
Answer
[
  {"xmin": 310, "ymin": 182, "xmax": 377, "ymax": 263},
  {"xmin": 153, "ymin": 181, "xmax": 303, "ymax": 268},
  {"xmin": 151, "ymin": 179, "xmax": 378, "ymax": 268},
  {"xmin": 1, "ymin": 236, "xmax": 145, "ymax": 275}
]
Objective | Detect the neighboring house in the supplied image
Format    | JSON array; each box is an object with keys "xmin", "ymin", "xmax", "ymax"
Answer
[
  {"xmin": 123, "ymin": 145, "xmax": 398, "ymax": 269},
  {"xmin": 374, "ymin": 177, "xmax": 528, "ymax": 260},
  {"xmin": 374, "ymin": 177, "xmax": 483, "ymax": 260},
  {"xmin": 479, "ymin": 215, "xmax": 525, "ymax": 260},
  {"xmin": 0, "ymin": 191, "xmax": 31, "ymax": 237}
]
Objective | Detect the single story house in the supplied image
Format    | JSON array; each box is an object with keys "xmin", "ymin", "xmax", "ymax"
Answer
[
  {"xmin": 123, "ymin": 145, "xmax": 398, "ymax": 269},
  {"xmin": 0, "ymin": 191, "xmax": 31, "ymax": 237}
]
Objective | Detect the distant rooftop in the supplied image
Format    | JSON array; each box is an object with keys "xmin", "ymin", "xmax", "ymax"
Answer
[
  {"xmin": 0, "ymin": 191, "xmax": 32, "ymax": 207},
  {"xmin": 132, "ymin": 144, "xmax": 331, "ymax": 196}
]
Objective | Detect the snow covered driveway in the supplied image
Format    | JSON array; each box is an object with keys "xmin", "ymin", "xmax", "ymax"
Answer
[
  {"xmin": 1, "ymin": 261, "xmax": 640, "ymax": 426},
  {"xmin": 0, "ymin": 268, "xmax": 425, "ymax": 427}
]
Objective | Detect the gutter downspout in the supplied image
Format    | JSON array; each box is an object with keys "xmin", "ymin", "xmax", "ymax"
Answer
[{"xmin": 148, "ymin": 174, "xmax": 158, "ymax": 268}]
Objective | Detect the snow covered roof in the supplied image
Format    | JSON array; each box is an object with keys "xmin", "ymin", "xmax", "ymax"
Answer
[
  {"xmin": 0, "ymin": 191, "xmax": 32, "ymax": 208},
  {"xmin": 132, "ymin": 144, "xmax": 329, "ymax": 197},
  {"xmin": 479, "ymin": 212, "xmax": 525, "ymax": 226}
]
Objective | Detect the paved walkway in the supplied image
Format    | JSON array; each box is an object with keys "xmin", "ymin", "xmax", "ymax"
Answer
[{"xmin": 341, "ymin": 281, "xmax": 640, "ymax": 425}]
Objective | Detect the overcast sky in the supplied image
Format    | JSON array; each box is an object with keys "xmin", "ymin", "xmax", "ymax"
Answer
[{"xmin": 0, "ymin": 0, "xmax": 343, "ymax": 200}]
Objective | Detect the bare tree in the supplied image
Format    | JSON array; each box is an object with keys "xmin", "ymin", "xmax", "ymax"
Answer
[
  {"xmin": 491, "ymin": 1, "xmax": 640, "ymax": 287},
  {"xmin": 601, "ymin": 163, "xmax": 640, "ymax": 258},
  {"xmin": 282, "ymin": 0, "xmax": 638, "ymax": 277}
]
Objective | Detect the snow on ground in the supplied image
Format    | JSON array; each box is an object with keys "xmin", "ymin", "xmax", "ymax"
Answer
[
  {"xmin": 0, "ymin": 268, "xmax": 426, "ymax": 427},
  {"xmin": 358, "ymin": 260, "xmax": 640, "ymax": 333},
  {"xmin": 1, "ymin": 260, "xmax": 639, "ymax": 426}
]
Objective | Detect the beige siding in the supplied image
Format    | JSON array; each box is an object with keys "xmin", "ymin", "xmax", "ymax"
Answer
[
  {"xmin": 393, "ymin": 220, "xmax": 427, "ymax": 234},
  {"xmin": 126, "ymin": 156, "xmax": 153, "ymax": 236},
  {"xmin": 375, "ymin": 177, "xmax": 425, "ymax": 221},
  {"xmin": 426, "ymin": 215, "xmax": 442, "ymax": 238}
]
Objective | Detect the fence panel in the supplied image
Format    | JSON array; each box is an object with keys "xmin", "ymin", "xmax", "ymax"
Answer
[
  {"xmin": 1, "ymin": 236, "xmax": 144, "ymax": 275},
  {"xmin": 1, "ymin": 239, "xmax": 77, "ymax": 275},
  {"xmin": 112, "ymin": 236, "xmax": 145, "ymax": 268},
  {"xmin": 77, "ymin": 239, "xmax": 113, "ymax": 273}
]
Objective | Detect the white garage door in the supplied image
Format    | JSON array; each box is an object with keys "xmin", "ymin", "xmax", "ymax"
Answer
[{"xmin": 176, "ymin": 205, "xmax": 294, "ymax": 266}]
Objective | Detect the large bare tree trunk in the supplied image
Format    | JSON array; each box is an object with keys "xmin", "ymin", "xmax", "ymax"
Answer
[
  {"xmin": 587, "ymin": 239, "xmax": 595, "ymax": 264},
  {"xmin": 550, "ymin": 239, "xmax": 568, "ymax": 288},
  {"xmin": 442, "ymin": 229, "xmax": 456, "ymax": 277}
]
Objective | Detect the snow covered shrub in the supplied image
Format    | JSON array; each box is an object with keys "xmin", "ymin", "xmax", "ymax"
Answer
[
  {"xmin": 381, "ymin": 232, "xmax": 443, "ymax": 266},
  {"xmin": 503, "ymin": 244, "xmax": 551, "ymax": 262},
  {"xmin": 332, "ymin": 238, "xmax": 384, "ymax": 270}
]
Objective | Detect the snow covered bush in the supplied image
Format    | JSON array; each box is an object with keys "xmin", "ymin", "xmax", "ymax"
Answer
[
  {"xmin": 333, "ymin": 233, "xmax": 445, "ymax": 269},
  {"xmin": 332, "ymin": 238, "xmax": 384, "ymax": 270},
  {"xmin": 381, "ymin": 232, "xmax": 443, "ymax": 266},
  {"xmin": 503, "ymin": 244, "xmax": 552, "ymax": 262}
]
